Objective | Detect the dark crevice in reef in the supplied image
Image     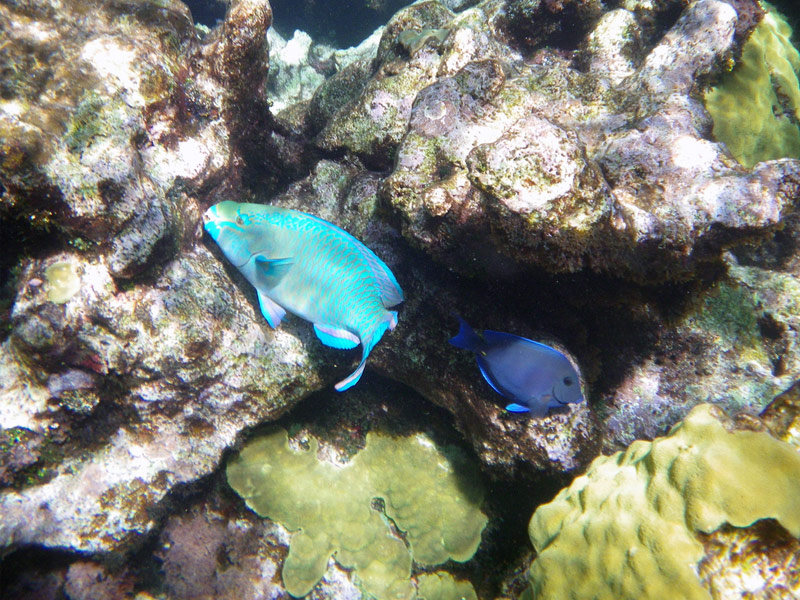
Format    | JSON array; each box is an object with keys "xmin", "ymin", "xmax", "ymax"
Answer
[
  {"xmin": 269, "ymin": 0, "xmax": 411, "ymax": 49},
  {"xmin": 0, "ymin": 194, "xmax": 65, "ymax": 342},
  {"xmin": 183, "ymin": 0, "xmax": 227, "ymax": 28}
]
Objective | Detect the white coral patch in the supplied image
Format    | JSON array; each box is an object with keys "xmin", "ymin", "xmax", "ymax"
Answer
[
  {"xmin": 80, "ymin": 38, "xmax": 143, "ymax": 106},
  {"xmin": 669, "ymin": 135, "xmax": 717, "ymax": 171}
]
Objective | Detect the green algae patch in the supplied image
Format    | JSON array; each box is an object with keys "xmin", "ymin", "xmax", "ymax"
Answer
[
  {"xmin": 44, "ymin": 260, "xmax": 81, "ymax": 304},
  {"xmin": 227, "ymin": 428, "xmax": 487, "ymax": 599},
  {"xmin": 527, "ymin": 404, "xmax": 800, "ymax": 600},
  {"xmin": 704, "ymin": 4, "xmax": 800, "ymax": 168}
]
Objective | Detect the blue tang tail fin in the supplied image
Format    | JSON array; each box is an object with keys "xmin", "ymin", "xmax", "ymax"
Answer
[
  {"xmin": 449, "ymin": 316, "xmax": 484, "ymax": 352},
  {"xmin": 334, "ymin": 311, "xmax": 398, "ymax": 392}
]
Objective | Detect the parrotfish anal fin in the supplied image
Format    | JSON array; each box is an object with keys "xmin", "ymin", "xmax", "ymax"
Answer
[
  {"xmin": 253, "ymin": 255, "xmax": 294, "ymax": 289},
  {"xmin": 257, "ymin": 291, "xmax": 286, "ymax": 328},
  {"xmin": 314, "ymin": 324, "xmax": 360, "ymax": 350},
  {"xmin": 505, "ymin": 403, "xmax": 530, "ymax": 413}
]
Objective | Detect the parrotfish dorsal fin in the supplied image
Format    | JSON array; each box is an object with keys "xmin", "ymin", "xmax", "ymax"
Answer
[
  {"xmin": 299, "ymin": 213, "xmax": 403, "ymax": 308},
  {"xmin": 360, "ymin": 248, "xmax": 404, "ymax": 308},
  {"xmin": 253, "ymin": 255, "xmax": 294, "ymax": 290}
]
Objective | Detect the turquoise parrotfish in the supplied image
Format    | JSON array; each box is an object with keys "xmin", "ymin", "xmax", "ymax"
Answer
[
  {"xmin": 449, "ymin": 317, "xmax": 584, "ymax": 416},
  {"xmin": 203, "ymin": 201, "xmax": 404, "ymax": 391}
]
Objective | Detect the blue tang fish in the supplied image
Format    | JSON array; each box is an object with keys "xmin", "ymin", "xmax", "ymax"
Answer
[
  {"xmin": 449, "ymin": 317, "xmax": 583, "ymax": 416},
  {"xmin": 203, "ymin": 201, "xmax": 404, "ymax": 391}
]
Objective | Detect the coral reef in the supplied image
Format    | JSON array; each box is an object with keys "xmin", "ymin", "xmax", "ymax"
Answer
[
  {"xmin": 705, "ymin": 4, "xmax": 800, "ymax": 167},
  {"xmin": 227, "ymin": 427, "xmax": 487, "ymax": 598},
  {"xmin": 2, "ymin": 0, "xmax": 800, "ymax": 597},
  {"xmin": 527, "ymin": 403, "xmax": 800, "ymax": 600}
]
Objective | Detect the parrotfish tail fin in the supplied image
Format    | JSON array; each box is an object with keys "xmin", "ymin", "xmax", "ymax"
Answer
[
  {"xmin": 334, "ymin": 312, "xmax": 397, "ymax": 392},
  {"xmin": 449, "ymin": 316, "xmax": 483, "ymax": 351}
]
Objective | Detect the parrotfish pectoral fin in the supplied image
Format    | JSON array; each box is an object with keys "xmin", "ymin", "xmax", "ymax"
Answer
[
  {"xmin": 334, "ymin": 312, "xmax": 395, "ymax": 392},
  {"xmin": 253, "ymin": 255, "xmax": 294, "ymax": 289},
  {"xmin": 505, "ymin": 403, "xmax": 530, "ymax": 413},
  {"xmin": 449, "ymin": 316, "xmax": 483, "ymax": 351},
  {"xmin": 314, "ymin": 324, "xmax": 360, "ymax": 350},
  {"xmin": 257, "ymin": 291, "xmax": 286, "ymax": 328}
]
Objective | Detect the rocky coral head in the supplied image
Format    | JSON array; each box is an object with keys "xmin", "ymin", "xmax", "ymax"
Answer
[
  {"xmin": 226, "ymin": 427, "xmax": 488, "ymax": 598},
  {"xmin": 527, "ymin": 403, "xmax": 800, "ymax": 599}
]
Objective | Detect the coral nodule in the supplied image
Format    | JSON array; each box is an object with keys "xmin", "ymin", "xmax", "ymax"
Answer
[
  {"xmin": 527, "ymin": 403, "xmax": 800, "ymax": 600},
  {"xmin": 226, "ymin": 428, "xmax": 487, "ymax": 599},
  {"xmin": 704, "ymin": 4, "xmax": 800, "ymax": 168}
]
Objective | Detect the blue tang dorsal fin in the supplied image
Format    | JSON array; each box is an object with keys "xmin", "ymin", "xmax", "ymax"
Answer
[{"xmin": 482, "ymin": 329, "xmax": 565, "ymax": 358}]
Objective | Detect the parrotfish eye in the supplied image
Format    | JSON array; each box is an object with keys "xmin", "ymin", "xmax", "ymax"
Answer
[
  {"xmin": 563, "ymin": 376, "xmax": 574, "ymax": 386},
  {"xmin": 236, "ymin": 215, "xmax": 244, "ymax": 225}
]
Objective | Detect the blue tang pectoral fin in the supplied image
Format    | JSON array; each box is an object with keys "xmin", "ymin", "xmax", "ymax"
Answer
[
  {"xmin": 334, "ymin": 311, "xmax": 397, "ymax": 392},
  {"xmin": 314, "ymin": 324, "xmax": 360, "ymax": 350}
]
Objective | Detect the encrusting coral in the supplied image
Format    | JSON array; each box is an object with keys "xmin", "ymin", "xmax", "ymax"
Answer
[
  {"xmin": 226, "ymin": 428, "xmax": 487, "ymax": 599},
  {"xmin": 416, "ymin": 571, "xmax": 477, "ymax": 600},
  {"xmin": 705, "ymin": 3, "xmax": 800, "ymax": 167},
  {"xmin": 527, "ymin": 403, "xmax": 800, "ymax": 600},
  {"xmin": 43, "ymin": 260, "xmax": 81, "ymax": 304}
]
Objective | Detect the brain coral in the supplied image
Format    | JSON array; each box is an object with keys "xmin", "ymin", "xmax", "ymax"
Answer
[
  {"xmin": 704, "ymin": 3, "xmax": 800, "ymax": 168},
  {"xmin": 527, "ymin": 403, "xmax": 800, "ymax": 600},
  {"xmin": 226, "ymin": 428, "xmax": 487, "ymax": 599}
]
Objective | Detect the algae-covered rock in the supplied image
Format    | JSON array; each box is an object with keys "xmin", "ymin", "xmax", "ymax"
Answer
[
  {"xmin": 705, "ymin": 3, "xmax": 800, "ymax": 168},
  {"xmin": 226, "ymin": 427, "xmax": 487, "ymax": 599},
  {"xmin": 527, "ymin": 403, "xmax": 800, "ymax": 600},
  {"xmin": 602, "ymin": 249, "xmax": 800, "ymax": 450}
]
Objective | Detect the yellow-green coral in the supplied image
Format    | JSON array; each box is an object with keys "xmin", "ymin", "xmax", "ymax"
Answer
[
  {"xmin": 416, "ymin": 571, "xmax": 477, "ymax": 600},
  {"xmin": 226, "ymin": 428, "xmax": 487, "ymax": 599},
  {"xmin": 44, "ymin": 260, "xmax": 81, "ymax": 304},
  {"xmin": 527, "ymin": 404, "xmax": 800, "ymax": 600},
  {"xmin": 704, "ymin": 4, "xmax": 800, "ymax": 168}
]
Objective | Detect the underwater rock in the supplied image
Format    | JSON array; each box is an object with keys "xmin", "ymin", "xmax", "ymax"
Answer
[
  {"xmin": 0, "ymin": 246, "xmax": 336, "ymax": 553},
  {"xmin": 258, "ymin": 159, "xmax": 599, "ymax": 473},
  {"xmin": 0, "ymin": 0, "xmax": 272, "ymax": 279},
  {"xmin": 157, "ymin": 494, "xmax": 285, "ymax": 600},
  {"xmin": 527, "ymin": 403, "xmax": 800, "ymax": 600},
  {"xmin": 602, "ymin": 251, "xmax": 800, "ymax": 450},
  {"xmin": 303, "ymin": 0, "xmax": 800, "ymax": 281}
]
